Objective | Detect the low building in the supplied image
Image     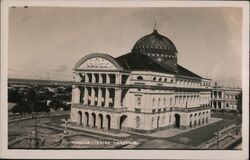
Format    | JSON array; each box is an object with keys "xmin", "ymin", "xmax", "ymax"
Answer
[
  {"xmin": 211, "ymin": 84, "xmax": 242, "ymax": 112},
  {"xmin": 70, "ymin": 28, "xmax": 212, "ymax": 133}
]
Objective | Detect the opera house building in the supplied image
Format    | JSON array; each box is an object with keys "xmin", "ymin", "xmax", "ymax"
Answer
[{"xmin": 70, "ymin": 28, "xmax": 212, "ymax": 133}]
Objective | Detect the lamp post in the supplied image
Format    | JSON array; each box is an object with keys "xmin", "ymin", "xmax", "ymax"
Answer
[{"xmin": 64, "ymin": 117, "xmax": 68, "ymax": 135}]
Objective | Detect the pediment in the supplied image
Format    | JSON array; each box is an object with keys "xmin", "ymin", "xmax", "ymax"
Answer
[{"xmin": 77, "ymin": 57, "xmax": 117, "ymax": 70}]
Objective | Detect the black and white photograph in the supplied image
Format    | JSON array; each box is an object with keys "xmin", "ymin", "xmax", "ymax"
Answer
[{"xmin": 0, "ymin": 0, "xmax": 249, "ymax": 159}]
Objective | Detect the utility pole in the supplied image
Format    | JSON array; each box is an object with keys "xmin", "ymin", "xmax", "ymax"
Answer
[
  {"xmin": 34, "ymin": 111, "xmax": 38, "ymax": 148},
  {"xmin": 217, "ymin": 121, "xmax": 220, "ymax": 149}
]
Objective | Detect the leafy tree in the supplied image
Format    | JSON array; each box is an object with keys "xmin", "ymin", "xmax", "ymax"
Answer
[
  {"xmin": 26, "ymin": 89, "xmax": 38, "ymax": 102},
  {"xmin": 237, "ymin": 92, "xmax": 242, "ymax": 113},
  {"xmin": 45, "ymin": 89, "xmax": 55, "ymax": 99},
  {"xmin": 33, "ymin": 101, "xmax": 48, "ymax": 112},
  {"xmin": 8, "ymin": 90, "xmax": 23, "ymax": 103},
  {"xmin": 62, "ymin": 104, "xmax": 71, "ymax": 111},
  {"xmin": 44, "ymin": 104, "xmax": 50, "ymax": 113},
  {"xmin": 64, "ymin": 86, "xmax": 72, "ymax": 93},
  {"xmin": 48, "ymin": 99, "xmax": 62, "ymax": 111},
  {"xmin": 11, "ymin": 101, "xmax": 32, "ymax": 114},
  {"xmin": 38, "ymin": 90, "xmax": 55, "ymax": 101}
]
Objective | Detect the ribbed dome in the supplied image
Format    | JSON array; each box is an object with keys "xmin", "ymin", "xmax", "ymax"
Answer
[{"xmin": 132, "ymin": 29, "xmax": 178, "ymax": 55}]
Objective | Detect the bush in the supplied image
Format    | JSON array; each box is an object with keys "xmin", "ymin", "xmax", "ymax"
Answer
[
  {"xmin": 219, "ymin": 109, "xmax": 227, "ymax": 112},
  {"xmin": 211, "ymin": 109, "xmax": 216, "ymax": 112},
  {"xmin": 11, "ymin": 101, "xmax": 32, "ymax": 114},
  {"xmin": 229, "ymin": 110, "xmax": 238, "ymax": 114},
  {"xmin": 33, "ymin": 101, "xmax": 50, "ymax": 113}
]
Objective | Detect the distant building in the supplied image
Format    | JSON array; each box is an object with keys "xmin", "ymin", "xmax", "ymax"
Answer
[
  {"xmin": 70, "ymin": 28, "xmax": 212, "ymax": 133},
  {"xmin": 211, "ymin": 84, "xmax": 242, "ymax": 112}
]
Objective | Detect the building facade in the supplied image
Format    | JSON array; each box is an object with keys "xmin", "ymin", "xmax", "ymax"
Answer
[
  {"xmin": 70, "ymin": 28, "xmax": 212, "ymax": 133},
  {"xmin": 211, "ymin": 85, "xmax": 242, "ymax": 112}
]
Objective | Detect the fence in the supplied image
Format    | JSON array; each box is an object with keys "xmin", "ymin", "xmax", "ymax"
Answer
[{"xmin": 198, "ymin": 124, "xmax": 242, "ymax": 149}]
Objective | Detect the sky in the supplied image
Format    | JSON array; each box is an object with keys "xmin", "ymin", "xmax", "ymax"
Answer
[{"xmin": 8, "ymin": 7, "xmax": 242, "ymax": 87}]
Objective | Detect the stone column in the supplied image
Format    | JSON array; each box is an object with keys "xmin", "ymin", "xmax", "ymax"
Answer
[
  {"xmin": 89, "ymin": 114, "xmax": 94, "ymax": 128},
  {"xmin": 103, "ymin": 116, "xmax": 108, "ymax": 130},
  {"xmin": 115, "ymin": 74, "xmax": 121, "ymax": 84},
  {"xmin": 114, "ymin": 88, "xmax": 121, "ymax": 108},
  {"xmin": 99, "ymin": 73, "xmax": 103, "ymax": 84},
  {"xmin": 106, "ymin": 74, "xmax": 110, "ymax": 84},
  {"xmin": 85, "ymin": 73, "xmax": 89, "ymax": 83},
  {"xmin": 84, "ymin": 87, "xmax": 88, "ymax": 105},
  {"xmin": 97, "ymin": 87, "xmax": 102, "ymax": 107},
  {"xmin": 82, "ymin": 113, "xmax": 87, "ymax": 127},
  {"xmin": 184, "ymin": 96, "xmax": 187, "ymax": 108},
  {"xmin": 195, "ymin": 96, "xmax": 198, "ymax": 107},
  {"xmin": 111, "ymin": 114, "xmax": 119, "ymax": 132},
  {"xmin": 92, "ymin": 73, "xmax": 96, "ymax": 83},
  {"xmin": 96, "ymin": 115, "xmax": 101, "ymax": 129},
  {"xmin": 72, "ymin": 85, "xmax": 80, "ymax": 103},
  {"xmin": 91, "ymin": 87, "xmax": 95, "ymax": 106},
  {"xmin": 105, "ymin": 88, "xmax": 110, "ymax": 107},
  {"xmin": 189, "ymin": 96, "xmax": 192, "ymax": 106}
]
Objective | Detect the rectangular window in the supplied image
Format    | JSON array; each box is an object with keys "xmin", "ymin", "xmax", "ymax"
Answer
[
  {"xmin": 135, "ymin": 108, "xmax": 141, "ymax": 113},
  {"xmin": 152, "ymin": 109, "xmax": 156, "ymax": 113}
]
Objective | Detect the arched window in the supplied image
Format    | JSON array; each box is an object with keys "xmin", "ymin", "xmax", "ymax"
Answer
[
  {"xmin": 170, "ymin": 97, "xmax": 172, "ymax": 106},
  {"xmin": 152, "ymin": 98, "xmax": 155, "ymax": 107},
  {"xmin": 151, "ymin": 117, "xmax": 154, "ymax": 128},
  {"xmin": 163, "ymin": 98, "xmax": 167, "ymax": 107},
  {"xmin": 159, "ymin": 78, "xmax": 162, "ymax": 82},
  {"xmin": 137, "ymin": 76, "xmax": 143, "ymax": 80},
  {"xmin": 136, "ymin": 116, "xmax": 140, "ymax": 128},
  {"xmin": 136, "ymin": 97, "xmax": 141, "ymax": 107},
  {"xmin": 164, "ymin": 78, "xmax": 167, "ymax": 82},
  {"xmin": 153, "ymin": 77, "xmax": 156, "ymax": 81}
]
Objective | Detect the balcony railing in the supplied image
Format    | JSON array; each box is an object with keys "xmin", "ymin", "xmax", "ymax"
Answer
[
  {"xmin": 173, "ymin": 105, "xmax": 211, "ymax": 112},
  {"xmin": 72, "ymin": 103, "xmax": 129, "ymax": 112}
]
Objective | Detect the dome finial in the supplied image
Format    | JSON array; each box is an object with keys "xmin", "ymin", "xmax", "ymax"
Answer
[{"xmin": 153, "ymin": 17, "xmax": 158, "ymax": 32}]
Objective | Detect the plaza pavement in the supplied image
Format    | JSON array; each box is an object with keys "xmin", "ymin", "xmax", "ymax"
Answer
[
  {"xmin": 137, "ymin": 139, "xmax": 192, "ymax": 149},
  {"xmin": 123, "ymin": 117, "xmax": 222, "ymax": 138},
  {"xmin": 64, "ymin": 124, "xmax": 130, "ymax": 138}
]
